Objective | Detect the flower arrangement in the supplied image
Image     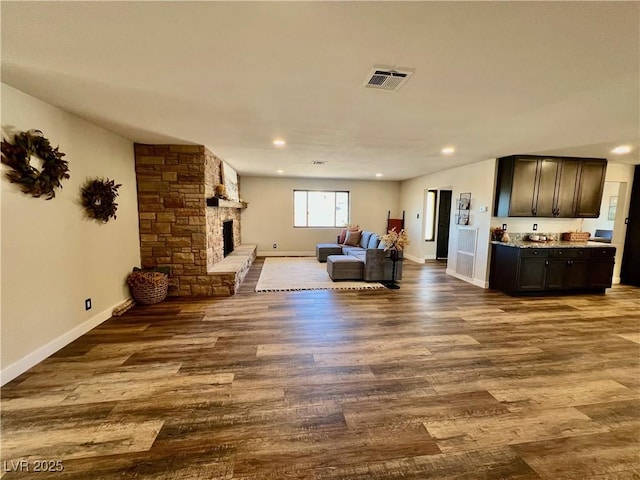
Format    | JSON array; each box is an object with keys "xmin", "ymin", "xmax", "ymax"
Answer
[{"xmin": 381, "ymin": 228, "xmax": 410, "ymax": 251}]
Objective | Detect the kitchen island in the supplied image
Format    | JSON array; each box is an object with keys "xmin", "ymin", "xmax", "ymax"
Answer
[{"xmin": 490, "ymin": 240, "xmax": 616, "ymax": 295}]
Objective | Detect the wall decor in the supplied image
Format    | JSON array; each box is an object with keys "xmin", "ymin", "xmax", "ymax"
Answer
[
  {"xmin": 222, "ymin": 161, "xmax": 239, "ymax": 202},
  {"xmin": 456, "ymin": 192, "xmax": 471, "ymax": 225},
  {"xmin": 608, "ymin": 196, "xmax": 617, "ymax": 221},
  {"xmin": 80, "ymin": 177, "xmax": 122, "ymax": 222},
  {"xmin": 457, "ymin": 192, "xmax": 471, "ymax": 210},
  {"xmin": 1, "ymin": 129, "xmax": 70, "ymax": 199},
  {"xmin": 457, "ymin": 211, "xmax": 470, "ymax": 225}
]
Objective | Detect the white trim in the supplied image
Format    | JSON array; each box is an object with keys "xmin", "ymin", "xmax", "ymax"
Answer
[
  {"xmin": 613, "ymin": 276, "xmax": 621, "ymax": 284},
  {"xmin": 259, "ymin": 251, "xmax": 315, "ymax": 257},
  {"xmin": 446, "ymin": 268, "xmax": 488, "ymax": 289},
  {"xmin": 404, "ymin": 253, "xmax": 425, "ymax": 263},
  {"xmin": 424, "ymin": 254, "xmax": 437, "ymax": 260},
  {"xmin": 1, "ymin": 301, "xmax": 122, "ymax": 386}
]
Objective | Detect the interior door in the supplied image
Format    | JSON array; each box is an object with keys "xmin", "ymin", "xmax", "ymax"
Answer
[
  {"xmin": 621, "ymin": 165, "xmax": 640, "ymax": 286},
  {"xmin": 436, "ymin": 190, "xmax": 452, "ymax": 259}
]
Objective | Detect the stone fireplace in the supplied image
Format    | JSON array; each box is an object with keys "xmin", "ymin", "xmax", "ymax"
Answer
[{"xmin": 134, "ymin": 144, "xmax": 254, "ymax": 296}]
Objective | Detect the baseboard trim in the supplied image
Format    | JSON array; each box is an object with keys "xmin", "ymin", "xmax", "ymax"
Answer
[
  {"xmin": 1, "ymin": 301, "xmax": 123, "ymax": 386},
  {"xmin": 613, "ymin": 276, "xmax": 621, "ymax": 284},
  {"xmin": 259, "ymin": 251, "xmax": 315, "ymax": 257},
  {"xmin": 404, "ymin": 253, "xmax": 425, "ymax": 264},
  {"xmin": 446, "ymin": 268, "xmax": 489, "ymax": 289}
]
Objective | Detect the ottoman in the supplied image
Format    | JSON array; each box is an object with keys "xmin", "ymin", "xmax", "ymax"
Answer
[
  {"xmin": 316, "ymin": 243, "xmax": 343, "ymax": 262},
  {"xmin": 327, "ymin": 255, "xmax": 364, "ymax": 281}
]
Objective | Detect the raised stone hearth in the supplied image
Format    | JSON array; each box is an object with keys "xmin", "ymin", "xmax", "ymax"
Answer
[{"xmin": 134, "ymin": 144, "xmax": 252, "ymax": 296}]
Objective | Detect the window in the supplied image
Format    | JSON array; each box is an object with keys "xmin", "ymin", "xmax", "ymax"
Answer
[
  {"xmin": 424, "ymin": 189, "xmax": 437, "ymax": 241},
  {"xmin": 294, "ymin": 190, "xmax": 349, "ymax": 227}
]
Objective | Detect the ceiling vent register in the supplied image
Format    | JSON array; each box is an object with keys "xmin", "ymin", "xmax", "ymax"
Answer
[{"xmin": 364, "ymin": 68, "xmax": 413, "ymax": 91}]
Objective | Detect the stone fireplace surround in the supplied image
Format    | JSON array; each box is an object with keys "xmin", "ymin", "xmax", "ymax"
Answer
[{"xmin": 134, "ymin": 144, "xmax": 255, "ymax": 296}]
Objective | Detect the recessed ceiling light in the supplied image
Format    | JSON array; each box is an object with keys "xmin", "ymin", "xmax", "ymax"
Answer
[
  {"xmin": 441, "ymin": 146, "xmax": 455, "ymax": 155},
  {"xmin": 273, "ymin": 139, "xmax": 286, "ymax": 147},
  {"xmin": 612, "ymin": 145, "xmax": 632, "ymax": 154},
  {"xmin": 376, "ymin": 173, "xmax": 383, "ymax": 178},
  {"xmin": 276, "ymin": 169, "xmax": 284, "ymax": 174}
]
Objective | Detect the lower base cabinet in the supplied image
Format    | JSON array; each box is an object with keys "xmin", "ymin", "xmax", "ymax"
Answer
[{"xmin": 490, "ymin": 244, "xmax": 615, "ymax": 295}]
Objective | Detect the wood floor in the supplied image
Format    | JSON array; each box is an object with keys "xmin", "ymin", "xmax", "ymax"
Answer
[{"xmin": 2, "ymin": 259, "xmax": 639, "ymax": 479}]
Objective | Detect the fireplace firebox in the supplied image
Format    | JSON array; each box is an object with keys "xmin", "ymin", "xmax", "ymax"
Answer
[{"xmin": 223, "ymin": 220, "xmax": 234, "ymax": 257}]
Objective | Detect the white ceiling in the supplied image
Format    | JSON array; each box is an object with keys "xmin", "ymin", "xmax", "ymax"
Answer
[{"xmin": 2, "ymin": 1, "xmax": 638, "ymax": 181}]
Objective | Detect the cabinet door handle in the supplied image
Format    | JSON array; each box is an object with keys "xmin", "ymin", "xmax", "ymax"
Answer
[{"xmin": 532, "ymin": 208, "xmax": 537, "ymax": 215}]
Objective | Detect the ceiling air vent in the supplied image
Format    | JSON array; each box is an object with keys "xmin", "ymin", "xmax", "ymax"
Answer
[
  {"xmin": 364, "ymin": 67, "xmax": 413, "ymax": 91},
  {"xmin": 312, "ymin": 160, "xmax": 327, "ymax": 165}
]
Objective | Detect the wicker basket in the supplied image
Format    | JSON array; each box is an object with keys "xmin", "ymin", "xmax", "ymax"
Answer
[
  {"xmin": 127, "ymin": 271, "xmax": 169, "ymax": 305},
  {"xmin": 561, "ymin": 231, "xmax": 591, "ymax": 242}
]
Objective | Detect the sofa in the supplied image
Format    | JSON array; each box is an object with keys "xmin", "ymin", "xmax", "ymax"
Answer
[{"xmin": 316, "ymin": 230, "xmax": 403, "ymax": 282}]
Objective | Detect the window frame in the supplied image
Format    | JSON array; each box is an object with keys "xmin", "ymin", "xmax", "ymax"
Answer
[
  {"xmin": 293, "ymin": 189, "xmax": 350, "ymax": 228},
  {"xmin": 424, "ymin": 189, "xmax": 438, "ymax": 242}
]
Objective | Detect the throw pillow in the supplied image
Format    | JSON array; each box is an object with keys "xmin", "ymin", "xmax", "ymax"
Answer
[
  {"xmin": 339, "ymin": 225, "xmax": 359, "ymax": 244},
  {"xmin": 344, "ymin": 229, "xmax": 362, "ymax": 247}
]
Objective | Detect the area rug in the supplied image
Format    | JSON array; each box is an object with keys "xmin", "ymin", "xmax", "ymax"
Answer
[{"xmin": 255, "ymin": 257, "xmax": 385, "ymax": 292}]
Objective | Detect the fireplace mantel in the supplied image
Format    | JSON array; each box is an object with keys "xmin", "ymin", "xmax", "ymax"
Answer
[{"xmin": 206, "ymin": 197, "xmax": 248, "ymax": 209}]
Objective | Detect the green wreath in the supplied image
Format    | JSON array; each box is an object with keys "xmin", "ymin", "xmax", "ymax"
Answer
[
  {"xmin": 1, "ymin": 129, "xmax": 70, "ymax": 200},
  {"xmin": 81, "ymin": 178, "xmax": 122, "ymax": 223}
]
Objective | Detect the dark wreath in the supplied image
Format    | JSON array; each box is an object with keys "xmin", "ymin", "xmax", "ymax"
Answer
[
  {"xmin": 81, "ymin": 178, "xmax": 122, "ymax": 223},
  {"xmin": 1, "ymin": 129, "xmax": 70, "ymax": 200}
]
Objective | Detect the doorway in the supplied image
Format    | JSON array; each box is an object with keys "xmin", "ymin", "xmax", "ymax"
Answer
[
  {"xmin": 436, "ymin": 190, "xmax": 452, "ymax": 259},
  {"xmin": 621, "ymin": 165, "xmax": 640, "ymax": 286}
]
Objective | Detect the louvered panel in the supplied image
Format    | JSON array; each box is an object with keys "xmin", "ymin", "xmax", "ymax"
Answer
[{"xmin": 456, "ymin": 227, "xmax": 478, "ymax": 279}]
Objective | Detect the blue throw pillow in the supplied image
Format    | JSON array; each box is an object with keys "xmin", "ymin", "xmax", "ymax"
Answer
[
  {"xmin": 360, "ymin": 231, "xmax": 373, "ymax": 248},
  {"xmin": 368, "ymin": 233, "xmax": 380, "ymax": 249}
]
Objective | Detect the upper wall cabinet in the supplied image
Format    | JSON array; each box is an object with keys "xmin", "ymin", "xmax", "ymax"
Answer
[{"xmin": 494, "ymin": 155, "xmax": 607, "ymax": 218}]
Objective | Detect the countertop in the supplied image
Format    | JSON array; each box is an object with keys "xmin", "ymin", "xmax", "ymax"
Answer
[{"xmin": 491, "ymin": 240, "xmax": 616, "ymax": 249}]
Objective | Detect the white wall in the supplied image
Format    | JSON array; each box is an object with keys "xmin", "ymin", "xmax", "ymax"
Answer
[
  {"xmin": 582, "ymin": 181, "xmax": 619, "ymax": 234},
  {"xmin": 240, "ymin": 176, "xmax": 401, "ymax": 256},
  {"xmin": 1, "ymin": 84, "xmax": 140, "ymax": 384},
  {"xmin": 400, "ymin": 159, "xmax": 497, "ymax": 288}
]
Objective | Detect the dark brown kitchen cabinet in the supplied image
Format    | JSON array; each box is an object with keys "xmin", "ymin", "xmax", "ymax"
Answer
[
  {"xmin": 494, "ymin": 155, "xmax": 606, "ymax": 218},
  {"xmin": 503, "ymin": 157, "xmax": 540, "ymax": 216},
  {"xmin": 555, "ymin": 159, "xmax": 581, "ymax": 217},
  {"xmin": 575, "ymin": 160, "xmax": 607, "ymax": 217},
  {"xmin": 489, "ymin": 244, "xmax": 616, "ymax": 295},
  {"xmin": 546, "ymin": 248, "xmax": 589, "ymax": 290},
  {"xmin": 590, "ymin": 247, "xmax": 616, "ymax": 289}
]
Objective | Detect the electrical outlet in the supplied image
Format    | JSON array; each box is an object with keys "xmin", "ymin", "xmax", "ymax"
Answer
[
  {"xmin": 85, "ymin": 298, "xmax": 92, "ymax": 311},
  {"xmin": 533, "ymin": 223, "xmax": 538, "ymax": 231},
  {"xmin": 272, "ymin": 243, "xmax": 277, "ymax": 249},
  {"xmin": 502, "ymin": 224, "xmax": 507, "ymax": 230}
]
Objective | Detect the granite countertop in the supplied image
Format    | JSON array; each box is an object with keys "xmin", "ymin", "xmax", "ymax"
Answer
[{"xmin": 491, "ymin": 240, "xmax": 616, "ymax": 249}]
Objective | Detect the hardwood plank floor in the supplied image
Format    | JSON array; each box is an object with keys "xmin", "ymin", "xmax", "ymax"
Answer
[{"xmin": 2, "ymin": 259, "xmax": 639, "ymax": 479}]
